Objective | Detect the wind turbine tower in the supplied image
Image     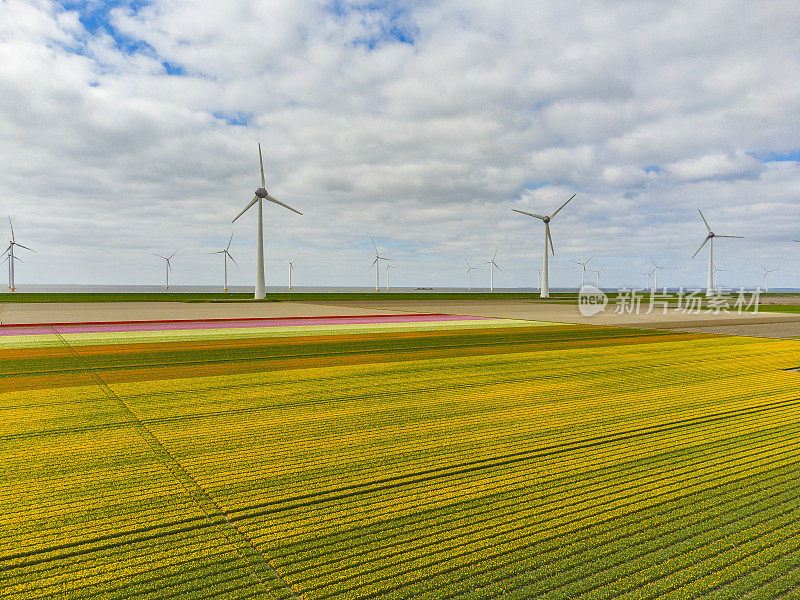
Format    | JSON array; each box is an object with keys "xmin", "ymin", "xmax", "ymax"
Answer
[
  {"xmin": 370, "ymin": 240, "xmax": 392, "ymax": 292},
  {"xmin": 512, "ymin": 194, "xmax": 575, "ymax": 298},
  {"xmin": 282, "ymin": 255, "xmax": 297, "ymax": 291},
  {"xmin": 650, "ymin": 256, "xmax": 666, "ymax": 291},
  {"xmin": 464, "ymin": 258, "xmax": 476, "ymax": 291},
  {"xmin": 386, "ymin": 264, "xmax": 395, "ymax": 291},
  {"xmin": 3, "ymin": 218, "xmax": 34, "ymax": 292},
  {"xmin": 232, "ymin": 143, "xmax": 303, "ymax": 300},
  {"xmin": 210, "ymin": 232, "xmax": 238, "ymax": 292},
  {"xmin": 569, "ymin": 255, "xmax": 593, "ymax": 289},
  {"xmin": 761, "ymin": 264, "xmax": 777, "ymax": 293},
  {"xmin": 691, "ymin": 210, "xmax": 744, "ymax": 297},
  {"xmin": 484, "ymin": 246, "xmax": 501, "ymax": 292},
  {"xmin": 154, "ymin": 251, "xmax": 177, "ymax": 290}
]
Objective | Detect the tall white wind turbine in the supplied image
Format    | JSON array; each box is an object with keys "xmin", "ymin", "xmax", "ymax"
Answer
[
  {"xmin": 484, "ymin": 245, "xmax": 501, "ymax": 292},
  {"xmin": 154, "ymin": 251, "xmax": 177, "ymax": 290},
  {"xmin": 534, "ymin": 265, "xmax": 542, "ymax": 291},
  {"xmin": 210, "ymin": 231, "xmax": 238, "ymax": 292},
  {"xmin": 464, "ymin": 258, "xmax": 476, "ymax": 291},
  {"xmin": 761, "ymin": 264, "xmax": 777, "ymax": 293},
  {"xmin": 232, "ymin": 143, "xmax": 303, "ymax": 300},
  {"xmin": 650, "ymin": 256, "xmax": 667, "ymax": 291},
  {"xmin": 588, "ymin": 265, "xmax": 604, "ymax": 290},
  {"xmin": 512, "ymin": 193, "xmax": 575, "ymax": 298},
  {"xmin": 569, "ymin": 255, "xmax": 593, "ymax": 289},
  {"xmin": 282, "ymin": 255, "xmax": 297, "ymax": 291},
  {"xmin": 3, "ymin": 218, "xmax": 35, "ymax": 292},
  {"xmin": 691, "ymin": 210, "xmax": 744, "ymax": 297},
  {"xmin": 370, "ymin": 240, "xmax": 392, "ymax": 292}
]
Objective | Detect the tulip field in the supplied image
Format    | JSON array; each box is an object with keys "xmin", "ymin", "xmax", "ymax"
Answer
[{"xmin": 2, "ymin": 313, "xmax": 800, "ymax": 598}]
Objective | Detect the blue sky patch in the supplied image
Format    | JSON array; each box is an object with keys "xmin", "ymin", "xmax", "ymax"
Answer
[
  {"xmin": 213, "ymin": 112, "xmax": 251, "ymax": 127},
  {"xmin": 755, "ymin": 151, "xmax": 800, "ymax": 163},
  {"xmin": 643, "ymin": 165, "xmax": 662, "ymax": 173}
]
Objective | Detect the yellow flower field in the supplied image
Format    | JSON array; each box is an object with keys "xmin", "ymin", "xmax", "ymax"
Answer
[{"xmin": 1, "ymin": 322, "xmax": 799, "ymax": 598}]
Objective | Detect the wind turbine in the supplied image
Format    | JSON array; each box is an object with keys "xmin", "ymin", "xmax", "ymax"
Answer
[
  {"xmin": 232, "ymin": 143, "xmax": 302, "ymax": 300},
  {"xmin": 650, "ymin": 256, "xmax": 666, "ymax": 291},
  {"xmin": 712, "ymin": 264, "xmax": 727, "ymax": 291},
  {"xmin": 761, "ymin": 264, "xmax": 777, "ymax": 293},
  {"xmin": 588, "ymin": 265, "xmax": 604, "ymax": 290},
  {"xmin": 3, "ymin": 218, "xmax": 34, "ymax": 292},
  {"xmin": 282, "ymin": 255, "xmax": 297, "ymax": 291},
  {"xmin": 569, "ymin": 255, "xmax": 593, "ymax": 289},
  {"xmin": 210, "ymin": 231, "xmax": 238, "ymax": 292},
  {"xmin": 464, "ymin": 258, "xmax": 477, "ymax": 291},
  {"xmin": 534, "ymin": 265, "xmax": 542, "ymax": 292},
  {"xmin": 691, "ymin": 210, "xmax": 744, "ymax": 297},
  {"xmin": 484, "ymin": 245, "xmax": 501, "ymax": 292},
  {"xmin": 385, "ymin": 264, "xmax": 396, "ymax": 291},
  {"xmin": 512, "ymin": 193, "xmax": 576, "ymax": 298},
  {"xmin": 154, "ymin": 251, "xmax": 177, "ymax": 290},
  {"xmin": 370, "ymin": 240, "xmax": 392, "ymax": 292},
  {"xmin": 642, "ymin": 268, "xmax": 653, "ymax": 290}
]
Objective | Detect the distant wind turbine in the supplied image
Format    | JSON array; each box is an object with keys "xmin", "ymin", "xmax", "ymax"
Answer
[
  {"xmin": 282, "ymin": 255, "xmax": 297, "ymax": 291},
  {"xmin": 588, "ymin": 265, "xmax": 604, "ymax": 290},
  {"xmin": 232, "ymin": 143, "xmax": 302, "ymax": 300},
  {"xmin": 691, "ymin": 210, "xmax": 744, "ymax": 297},
  {"xmin": 386, "ymin": 264, "xmax": 396, "ymax": 291},
  {"xmin": 3, "ymin": 218, "xmax": 35, "ymax": 292},
  {"xmin": 210, "ymin": 231, "xmax": 238, "ymax": 292},
  {"xmin": 484, "ymin": 245, "xmax": 501, "ymax": 292},
  {"xmin": 712, "ymin": 264, "xmax": 727, "ymax": 291},
  {"xmin": 370, "ymin": 240, "xmax": 392, "ymax": 292},
  {"xmin": 464, "ymin": 258, "xmax": 477, "ymax": 291},
  {"xmin": 534, "ymin": 265, "xmax": 542, "ymax": 292},
  {"xmin": 569, "ymin": 255, "xmax": 593, "ymax": 289},
  {"xmin": 154, "ymin": 250, "xmax": 177, "ymax": 290},
  {"xmin": 642, "ymin": 268, "xmax": 653, "ymax": 290},
  {"xmin": 761, "ymin": 264, "xmax": 777, "ymax": 293},
  {"xmin": 650, "ymin": 256, "xmax": 667, "ymax": 291},
  {"xmin": 512, "ymin": 193, "xmax": 576, "ymax": 298}
]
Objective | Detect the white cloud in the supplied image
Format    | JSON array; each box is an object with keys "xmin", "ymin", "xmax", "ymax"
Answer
[{"xmin": 0, "ymin": 0, "xmax": 799, "ymax": 290}]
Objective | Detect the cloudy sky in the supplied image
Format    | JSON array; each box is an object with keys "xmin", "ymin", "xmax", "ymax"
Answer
[{"xmin": 1, "ymin": 0, "xmax": 799, "ymax": 290}]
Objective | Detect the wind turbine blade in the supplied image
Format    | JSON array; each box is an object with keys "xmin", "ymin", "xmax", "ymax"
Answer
[
  {"xmin": 210, "ymin": 250, "xmax": 224, "ymax": 254},
  {"xmin": 492, "ymin": 245, "xmax": 499, "ymax": 260},
  {"xmin": 691, "ymin": 236, "xmax": 710, "ymax": 259},
  {"xmin": 494, "ymin": 263, "xmax": 502, "ymax": 271},
  {"xmin": 15, "ymin": 243, "xmax": 34, "ymax": 252},
  {"xmin": 226, "ymin": 230, "xmax": 234, "ymax": 251},
  {"xmin": 168, "ymin": 250, "xmax": 178, "ymax": 259},
  {"xmin": 547, "ymin": 228, "xmax": 555, "ymax": 255},
  {"xmin": 233, "ymin": 196, "xmax": 259, "ymax": 223},
  {"xmin": 511, "ymin": 209, "xmax": 547, "ymax": 220},
  {"xmin": 698, "ymin": 209, "xmax": 712, "ymax": 233},
  {"xmin": 228, "ymin": 252, "xmax": 239, "ymax": 268},
  {"xmin": 550, "ymin": 193, "xmax": 576, "ymax": 219},
  {"xmin": 154, "ymin": 254, "xmax": 166, "ymax": 260},
  {"xmin": 370, "ymin": 257, "xmax": 378, "ymax": 268},
  {"xmin": 258, "ymin": 143, "xmax": 265, "ymax": 188},
  {"xmin": 266, "ymin": 193, "xmax": 303, "ymax": 215},
  {"xmin": 8, "ymin": 217, "xmax": 14, "ymax": 243},
  {"xmin": 716, "ymin": 235, "xmax": 744, "ymax": 238},
  {"xmin": 569, "ymin": 260, "xmax": 581, "ymax": 265}
]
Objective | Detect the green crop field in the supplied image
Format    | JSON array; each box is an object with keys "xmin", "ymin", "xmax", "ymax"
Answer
[{"xmin": 3, "ymin": 319, "xmax": 800, "ymax": 598}]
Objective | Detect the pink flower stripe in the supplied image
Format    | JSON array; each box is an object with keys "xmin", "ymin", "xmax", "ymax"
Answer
[{"xmin": 0, "ymin": 314, "xmax": 487, "ymax": 337}]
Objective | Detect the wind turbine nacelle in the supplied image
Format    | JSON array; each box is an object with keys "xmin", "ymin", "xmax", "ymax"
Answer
[{"xmin": 255, "ymin": 188, "xmax": 268, "ymax": 198}]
